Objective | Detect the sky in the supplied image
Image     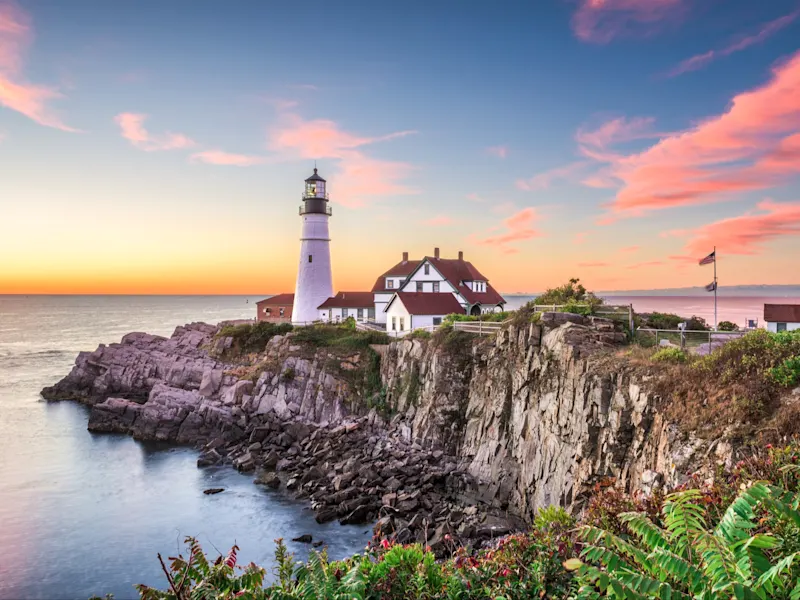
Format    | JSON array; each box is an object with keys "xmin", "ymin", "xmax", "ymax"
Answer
[{"xmin": 1, "ymin": 0, "xmax": 799, "ymax": 295}]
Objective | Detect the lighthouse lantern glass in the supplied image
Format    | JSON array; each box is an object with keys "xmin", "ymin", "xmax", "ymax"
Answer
[{"xmin": 316, "ymin": 181, "xmax": 325, "ymax": 196}]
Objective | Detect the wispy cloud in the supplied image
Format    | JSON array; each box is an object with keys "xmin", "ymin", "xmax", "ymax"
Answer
[
  {"xmin": 666, "ymin": 199, "xmax": 800, "ymax": 257},
  {"xmin": 268, "ymin": 112, "xmax": 417, "ymax": 207},
  {"xmin": 578, "ymin": 261, "xmax": 609, "ymax": 268},
  {"xmin": 0, "ymin": 1, "xmax": 76, "ymax": 131},
  {"xmin": 472, "ymin": 207, "xmax": 541, "ymax": 254},
  {"xmin": 114, "ymin": 113, "xmax": 195, "ymax": 152},
  {"xmin": 189, "ymin": 150, "xmax": 265, "ymax": 167},
  {"xmin": 665, "ymin": 10, "xmax": 800, "ymax": 78},
  {"xmin": 516, "ymin": 161, "xmax": 589, "ymax": 191},
  {"xmin": 571, "ymin": 0, "xmax": 688, "ymax": 44},
  {"xmin": 582, "ymin": 51, "xmax": 800, "ymax": 223},
  {"xmin": 574, "ymin": 232, "xmax": 589, "ymax": 244},
  {"xmin": 486, "ymin": 145, "xmax": 508, "ymax": 159},
  {"xmin": 421, "ymin": 215, "xmax": 453, "ymax": 226},
  {"xmin": 466, "ymin": 192, "xmax": 484, "ymax": 202},
  {"xmin": 619, "ymin": 245, "xmax": 639, "ymax": 254},
  {"xmin": 626, "ymin": 261, "xmax": 664, "ymax": 269}
]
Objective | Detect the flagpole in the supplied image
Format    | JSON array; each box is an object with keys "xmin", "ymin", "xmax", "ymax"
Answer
[{"xmin": 713, "ymin": 246, "xmax": 717, "ymax": 330}]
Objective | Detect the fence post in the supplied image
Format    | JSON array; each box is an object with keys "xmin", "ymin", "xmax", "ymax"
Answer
[{"xmin": 628, "ymin": 304, "xmax": 634, "ymax": 339}]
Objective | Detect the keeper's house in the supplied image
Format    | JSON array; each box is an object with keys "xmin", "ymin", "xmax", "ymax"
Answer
[
  {"xmin": 256, "ymin": 293, "xmax": 294, "ymax": 323},
  {"xmin": 764, "ymin": 304, "xmax": 800, "ymax": 332}
]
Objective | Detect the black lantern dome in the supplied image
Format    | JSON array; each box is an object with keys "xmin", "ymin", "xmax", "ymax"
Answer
[{"xmin": 300, "ymin": 168, "xmax": 331, "ymax": 216}]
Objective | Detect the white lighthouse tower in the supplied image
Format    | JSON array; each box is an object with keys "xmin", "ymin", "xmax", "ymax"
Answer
[{"xmin": 292, "ymin": 168, "xmax": 333, "ymax": 324}]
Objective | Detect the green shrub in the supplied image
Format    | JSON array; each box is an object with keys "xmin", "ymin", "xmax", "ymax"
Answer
[
  {"xmin": 769, "ymin": 356, "xmax": 800, "ymax": 387},
  {"xmin": 651, "ymin": 347, "xmax": 688, "ymax": 363},
  {"xmin": 638, "ymin": 312, "xmax": 709, "ymax": 331},
  {"xmin": 717, "ymin": 320, "xmax": 738, "ymax": 331},
  {"xmin": 443, "ymin": 311, "xmax": 511, "ymax": 324},
  {"xmin": 291, "ymin": 324, "xmax": 392, "ymax": 350},
  {"xmin": 534, "ymin": 505, "xmax": 575, "ymax": 532},
  {"xmin": 534, "ymin": 277, "xmax": 603, "ymax": 309}
]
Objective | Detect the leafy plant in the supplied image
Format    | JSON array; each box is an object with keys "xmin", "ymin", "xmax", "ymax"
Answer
[
  {"xmin": 651, "ymin": 347, "xmax": 688, "ymax": 363},
  {"xmin": 567, "ymin": 482, "xmax": 800, "ymax": 599},
  {"xmin": 534, "ymin": 277, "xmax": 603, "ymax": 309},
  {"xmin": 717, "ymin": 320, "xmax": 739, "ymax": 332},
  {"xmin": 216, "ymin": 322, "xmax": 294, "ymax": 356},
  {"xmin": 769, "ymin": 356, "xmax": 800, "ymax": 388}
]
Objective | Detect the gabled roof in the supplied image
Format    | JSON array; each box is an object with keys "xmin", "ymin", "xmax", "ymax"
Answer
[
  {"xmin": 257, "ymin": 293, "xmax": 294, "ymax": 306},
  {"xmin": 764, "ymin": 304, "xmax": 800, "ymax": 323},
  {"xmin": 371, "ymin": 259, "xmax": 421, "ymax": 292},
  {"xmin": 412, "ymin": 257, "xmax": 506, "ymax": 307},
  {"xmin": 318, "ymin": 291, "xmax": 374, "ymax": 309},
  {"xmin": 388, "ymin": 292, "xmax": 466, "ymax": 316}
]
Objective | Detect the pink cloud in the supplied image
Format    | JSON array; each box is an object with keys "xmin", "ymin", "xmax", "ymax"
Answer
[
  {"xmin": 574, "ymin": 232, "xmax": 589, "ymax": 244},
  {"xmin": 517, "ymin": 161, "xmax": 589, "ymax": 191},
  {"xmin": 114, "ymin": 113, "xmax": 195, "ymax": 152},
  {"xmin": 667, "ymin": 199, "xmax": 800, "ymax": 257},
  {"xmin": 268, "ymin": 112, "xmax": 417, "ymax": 207},
  {"xmin": 619, "ymin": 245, "xmax": 639, "ymax": 254},
  {"xmin": 666, "ymin": 10, "xmax": 800, "ymax": 78},
  {"xmin": 589, "ymin": 51, "xmax": 800, "ymax": 221},
  {"xmin": 486, "ymin": 145, "xmax": 508, "ymax": 159},
  {"xmin": 626, "ymin": 261, "xmax": 665, "ymax": 269},
  {"xmin": 473, "ymin": 207, "xmax": 541, "ymax": 254},
  {"xmin": 421, "ymin": 215, "xmax": 453, "ymax": 226},
  {"xmin": 578, "ymin": 261, "xmax": 609, "ymax": 268},
  {"xmin": 466, "ymin": 192, "xmax": 484, "ymax": 202},
  {"xmin": 571, "ymin": 0, "xmax": 687, "ymax": 44},
  {"xmin": 189, "ymin": 150, "xmax": 264, "ymax": 167},
  {"xmin": 0, "ymin": 1, "xmax": 75, "ymax": 131}
]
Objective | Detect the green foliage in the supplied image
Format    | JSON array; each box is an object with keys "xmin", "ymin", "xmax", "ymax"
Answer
[
  {"xmin": 290, "ymin": 324, "xmax": 392, "ymax": 350},
  {"xmin": 280, "ymin": 367, "xmax": 295, "ymax": 381},
  {"xmin": 651, "ymin": 347, "xmax": 688, "ymax": 364},
  {"xmin": 534, "ymin": 505, "xmax": 576, "ymax": 531},
  {"xmin": 717, "ymin": 320, "xmax": 739, "ymax": 331},
  {"xmin": 638, "ymin": 312, "xmax": 710, "ymax": 331},
  {"xmin": 569, "ymin": 482, "xmax": 800, "ymax": 599},
  {"xmin": 217, "ymin": 322, "xmax": 294, "ymax": 355},
  {"xmin": 443, "ymin": 312, "xmax": 511, "ymax": 324},
  {"xmin": 769, "ymin": 356, "xmax": 800, "ymax": 388},
  {"xmin": 405, "ymin": 329, "xmax": 432, "ymax": 340},
  {"xmin": 533, "ymin": 277, "xmax": 603, "ymax": 309}
]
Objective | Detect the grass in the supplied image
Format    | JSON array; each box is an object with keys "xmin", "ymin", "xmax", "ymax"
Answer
[
  {"xmin": 216, "ymin": 321, "xmax": 293, "ymax": 356},
  {"xmin": 290, "ymin": 324, "xmax": 392, "ymax": 350}
]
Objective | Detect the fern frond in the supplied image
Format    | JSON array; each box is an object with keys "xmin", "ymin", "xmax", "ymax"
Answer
[
  {"xmin": 754, "ymin": 552, "xmax": 800, "ymax": 596},
  {"xmin": 648, "ymin": 547, "xmax": 706, "ymax": 594},
  {"xmin": 662, "ymin": 490, "xmax": 707, "ymax": 560},
  {"xmin": 579, "ymin": 525, "xmax": 653, "ymax": 572},
  {"xmin": 619, "ymin": 512, "xmax": 670, "ymax": 552}
]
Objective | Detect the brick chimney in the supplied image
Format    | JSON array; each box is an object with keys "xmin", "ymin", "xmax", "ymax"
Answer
[
  {"xmin": 458, "ymin": 250, "xmax": 463, "ymax": 261},
  {"xmin": 434, "ymin": 247, "xmax": 440, "ymax": 259},
  {"xmin": 402, "ymin": 251, "xmax": 408, "ymax": 262}
]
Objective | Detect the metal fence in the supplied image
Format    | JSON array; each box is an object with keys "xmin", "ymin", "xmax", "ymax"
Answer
[{"xmin": 635, "ymin": 328, "xmax": 746, "ymax": 351}]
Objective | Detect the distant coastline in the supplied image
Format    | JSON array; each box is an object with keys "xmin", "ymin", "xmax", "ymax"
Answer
[{"xmin": 501, "ymin": 285, "xmax": 800, "ymax": 298}]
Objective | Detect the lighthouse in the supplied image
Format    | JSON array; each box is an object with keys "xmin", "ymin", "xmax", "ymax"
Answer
[{"xmin": 292, "ymin": 168, "xmax": 333, "ymax": 324}]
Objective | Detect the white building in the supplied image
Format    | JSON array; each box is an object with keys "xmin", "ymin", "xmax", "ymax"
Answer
[
  {"xmin": 385, "ymin": 291, "xmax": 465, "ymax": 333},
  {"xmin": 292, "ymin": 169, "xmax": 334, "ymax": 324},
  {"xmin": 318, "ymin": 292, "xmax": 375, "ymax": 323},
  {"xmin": 764, "ymin": 304, "xmax": 800, "ymax": 332}
]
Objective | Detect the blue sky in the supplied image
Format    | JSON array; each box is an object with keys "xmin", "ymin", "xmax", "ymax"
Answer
[{"xmin": 2, "ymin": 0, "xmax": 800, "ymax": 293}]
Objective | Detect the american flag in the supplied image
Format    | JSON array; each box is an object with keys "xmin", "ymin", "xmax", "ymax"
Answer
[
  {"xmin": 699, "ymin": 250, "xmax": 715, "ymax": 266},
  {"xmin": 705, "ymin": 281, "xmax": 717, "ymax": 292}
]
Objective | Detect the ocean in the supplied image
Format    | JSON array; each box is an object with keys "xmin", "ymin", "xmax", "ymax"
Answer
[
  {"xmin": 1, "ymin": 292, "xmax": 799, "ymax": 599},
  {"xmin": 0, "ymin": 296, "xmax": 372, "ymax": 600}
]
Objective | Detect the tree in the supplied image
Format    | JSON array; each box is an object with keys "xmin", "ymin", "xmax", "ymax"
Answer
[
  {"xmin": 534, "ymin": 278, "xmax": 603, "ymax": 309},
  {"xmin": 717, "ymin": 320, "xmax": 739, "ymax": 331}
]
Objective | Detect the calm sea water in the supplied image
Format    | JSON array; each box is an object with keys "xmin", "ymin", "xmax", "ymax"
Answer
[{"xmin": 0, "ymin": 296, "xmax": 373, "ymax": 600}]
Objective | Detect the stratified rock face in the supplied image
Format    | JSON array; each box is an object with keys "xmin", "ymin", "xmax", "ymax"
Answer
[{"xmin": 380, "ymin": 316, "xmax": 702, "ymax": 522}]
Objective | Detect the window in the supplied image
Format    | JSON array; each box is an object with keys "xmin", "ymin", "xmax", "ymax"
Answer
[
  {"xmin": 387, "ymin": 279, "xmax": 394, "ymax": 289},
  {"xmin": 308, "ymin": 255, "xmax": 313, "ymax": 263},
  {"xmin": 424, "ymin": 264, "xmax": 430, "ymax": 275},
  {"xmin": 399, "ymin": 317, "xmax": 405, "ymax": 331},
  {"xmin": 279, "ymin": 307, "xmax": 285, "ymax": 317},
  {"xmin": 433, "ymin": 281, "xmax": 439, "ymax": 293},
  {"xmin": 432, "ymin": 317, "xmax": 442, "ymax": 326},
  {"xmin": 391, "ymin": 316, "xmax": 397, "ymax": 331},
  {"xmin": 416, "ymin": 281, "xmax": 423, "ymax": 292},
  {"xmin": 357, "ymin": 308, "xmax": 363, "ymax": 319},
  {"xmin": 777, "ymin": 322, "xmax": 788, "ymax": 332},
  {"xmin": 265, "ymin": 307, "xmax": 271, "ymax": 315}
]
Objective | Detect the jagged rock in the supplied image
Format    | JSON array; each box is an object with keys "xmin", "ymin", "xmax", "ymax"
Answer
[
  {"xmin": 340, "ymin": 504, "xmax": 374, "ymax": 525},
  {"xmin": 197, "ymin": 449, "xmax": 221, "ymax": 467},
  {"xmin": 254, "ymin": 472, "xmax": 280, "ymax": 488},
  {"xmin": 233, "ymin": 452, "xmax": 255, "ymax": 472},
  {"xmin": 203, "ymin": 488, "xmax": 224, "ymax": 495},
  {"xmin": 291, "ymin": 534, "xmax": 312, "ymax": 544}
]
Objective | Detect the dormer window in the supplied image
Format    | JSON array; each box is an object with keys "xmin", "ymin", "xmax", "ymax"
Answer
[
  {"xmin": 424, "ymin": 264, "xmax": 430, "ymax": 275},
  {"xmin": 387, "ymin": 279, "xmax": 394, "ymax": 289}
]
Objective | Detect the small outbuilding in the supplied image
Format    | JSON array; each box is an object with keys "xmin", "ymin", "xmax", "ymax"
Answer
[
  {"xmin": 256, "ymin": 293, "xmax": 294, "ymax": 323},
  {"xmin": 764, "ymin": 303, "xmax": 800, "ymax": 332},
  {"xmin": 317, "ymin": 291, "xmax": 375, "ymax": 323}
]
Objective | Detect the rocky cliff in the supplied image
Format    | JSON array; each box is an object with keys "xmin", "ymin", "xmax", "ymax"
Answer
[
  {"xmin": 380, "ymin": 313, "xmax": 728, "ymax": 522},
  {"xmin": 42, "ymin": 316, "xmax": 730, "ymax": 551}
]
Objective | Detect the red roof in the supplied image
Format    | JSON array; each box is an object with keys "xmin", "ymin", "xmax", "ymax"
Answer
[
  {"xmin": 764, "ymin": 304, "xmax": 800, "ymax": 323},
  {"xmin": 425, "ymin": 257, "xmax": 506, "ymax": 307},
  {"xmin": 371, "ymin": 259, "xmax": 421, "ymax": 292},
  {"xmin": 390, "ymin": 292, "xmax": 466, "ymax": 315},
  {"xmin": 257, "ymin": 293, "xmax": 294, "ymax": 306},
  {"xmin": 317, "ymin": 291, "xmax": 375, "ymax": 309}
]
